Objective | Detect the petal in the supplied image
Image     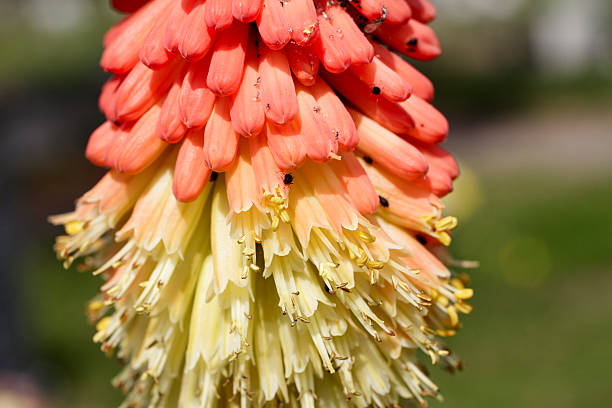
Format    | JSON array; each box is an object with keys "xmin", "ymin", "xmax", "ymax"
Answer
[
  {"xmin": 325, "ymin": 5, "xmax": 374, "ymax": 65},
  {"xmin": 258, "ymin": 45, "xmax": 298, "ymax": 125},
  {"xmin": 204, "ymin": 0, "xmax": 233, "ymax": 31},
  {"xmin": 114, "ymin": 58, "xmax": 183, "ymax": 123},
  {"xmin": 312, "ymin": 12, "xmax": 351, "ymax": 73},
  {"xmin": 284, "ymin": 0, "xmax": 318, "ymax": 45},
  {"xmin": 158, "ymin": 72, "xmax": 188, "ymax": 143},
  {"xmin": 203, "ymin": 97, "xmax": 240, "ymax": 172},
  {"xmin": 323, "ymin": 69, "xmax": 415, "ymax": 135},
  {"xmin": 376, "ymin": 19, "xmax": 442, "ymax": 61},
  {"xmin": 328, "ymin": 152, "xmax": 380, "ymax": 215},
  {"xmin": 350, "ymin": 109, "xmax": 428, "ymax": 180},
  {"xmin": 256, "ymin": 0, "xmax": 291, "ymax": 49},
  {"xmin": 232, "ymin": 0, "xmax": 263, "ymax": 23},
  {"xmin": 361, "ymin": 160, "xmax": 442, "ymax": 234},
  {"xmin": 350, "ymin": 56, "xmax": 412, "ymax": 102},
  {"xmin": 310, "ymin": 79, "xmax": 358, "ymax": 152},
  {"xmin": 99, "ymin": 75, "xmax": 123, "ymax": 122},
  {"xmin": 179, "ymin": 58, "xmax": 216, "ymax": 129},
  {"xmin": 347, "ymin": 0, "xmax": 385, "ymax": 21},
  {"xmin": 178, "ymin": 0, "xmax": 216, "ymax": 61},
  {"xmin": 101, "ymin": 0, "xmax": 170, "ymax": 74},
  {"xmin": 370, "ymin": 41, "xmax": 434, "ymax": 101},
  {"xmin": 163, "ymin": 0, "xmax": 200, "ymax": 53},
  {"xmin": 399, "ymin": 96, "xmax": 448, "ymax": 143},
  {"xmin": 207, "ymin": 22, "xmax": 249, "ymax": 96},
  {"xmin": 285, "ymin": 43, "xmax": 319, "ymax": 86},
  {"xmin": 265, "ymin": 121, "xmax": 307, "ymax": 171},
  {"xmin": 115, "ymin": 103, "xmax": 167, "ymax": 174},
  {"xmin": 226, "ymin": 140, "xmax": 260, "ymax": 213},
  {"xmin": 104, "ymin": 123, "xmax": 132, "ymax": 169},
  {"xmin": 139, "ymin": 0, "xmax": 174, "ymax": 69},
  {"xmin": 295, "ymin": 83, "xmax": 338, "ymax": 163},
  {"xmin": 86, "ymin": 121, "xmax": 119, "ymax": 167},
  {"xmin": 405, "ymin": 0, "xmax": 437, "ymax": 23},
  {"xmin": 173, "ymin": 130, "xmax": 212, "ymax": 202},
  {"xmin": 248, "ymin": 132, "xmax": 288, "ymax": 198},
  {"xmin": 410, "ymin": 139, "xmax": 458, "ymax": 196},
  {"xmin": 383, "ymin": 0, "xmax": 413, "ymax": 26},
  {"xmin": 230, "ymin": 35, "xmax": 265, "ymax": 137}
]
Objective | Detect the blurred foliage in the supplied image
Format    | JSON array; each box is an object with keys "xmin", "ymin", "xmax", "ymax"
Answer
[{"xmin": 430, "ymin": 174, "xmax": 612, "ymax": 408}]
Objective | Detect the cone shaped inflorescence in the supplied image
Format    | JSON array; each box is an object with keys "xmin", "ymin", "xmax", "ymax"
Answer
[{"xmin": 51, "ymin": 1, "xmax": 473, "ymax": 407}]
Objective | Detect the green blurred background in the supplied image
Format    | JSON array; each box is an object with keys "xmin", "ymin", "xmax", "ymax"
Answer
[{"xmin": 0, "ymin": 0, "xmax": 611, "ymax": 407}]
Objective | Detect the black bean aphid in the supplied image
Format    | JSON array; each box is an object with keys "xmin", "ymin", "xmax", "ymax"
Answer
[
  {"xmin": 372, "ymin": 86, "xmax": 381, "ymax": 95},
  {"xmin": 363, "ymin": 155, "xmax": 374, "ymax": 164},
  {"xmin": 283, "ymin": 173, "xmax": 294, "ymax": 185},
  {"xmin": 416, "ymin": 235, "xmax": 427, "ymax": 245},
  {"xmin": 379, "ymin": 195, "xmax": 389, "ymax": 207},
  {"xmin": 210, "ymin": 172, "xmax": 219, "ymax": 182}
]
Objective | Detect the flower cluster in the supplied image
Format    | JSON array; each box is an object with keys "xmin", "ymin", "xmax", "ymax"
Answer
[{"xmin": 51, "ymin": 1, "xmax": 473, "ymax": 407}]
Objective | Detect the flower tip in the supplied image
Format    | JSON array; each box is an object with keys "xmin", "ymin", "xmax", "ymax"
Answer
[{"xmin": 172, "ymin": 181, "xmax": 200, "ymax": 203}]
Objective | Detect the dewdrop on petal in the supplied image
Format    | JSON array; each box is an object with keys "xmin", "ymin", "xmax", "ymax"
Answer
[{"xmin": 51, "ymin": 0, "xmax": 475, "ymax": 406}]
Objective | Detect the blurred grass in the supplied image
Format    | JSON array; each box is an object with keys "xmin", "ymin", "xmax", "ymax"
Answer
[
  {"xmin": 430, "ymin": 172, "xmax": 612, "ymax": 408},
  {"xmin": 20, "ymin": 172, "xmax": 612, "ymax": 407}
]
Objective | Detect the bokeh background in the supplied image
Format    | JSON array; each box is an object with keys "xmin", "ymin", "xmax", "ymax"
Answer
[{"xmin": 1, "ymin": 0, "xmax": 611, "ymax": 407}]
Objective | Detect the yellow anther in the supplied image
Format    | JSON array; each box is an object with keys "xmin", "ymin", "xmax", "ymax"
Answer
[
  {"xmin": 451, "ymin": 280, "xmax": 465, "ymax": 292},
  {"xmin": 96, "ymin": 316, "xmax": 111, "ymax": 332},
  {"xmin": 358, "ymin": 230, "xmax": 376, "ymax": 243},
  {"xmin": 280, "ymin": 210, "xmax": 290, "ymax": 223},
  {"xmin": 62, "ymin": 257, "xmax": 74, "ymax": 269},
  {"xmin": 65, "ymin": 220, "xmax": 84, "ymax": 235},
  {"xmin": 428, "ymin": 350, "xmax": 439, "ymax": 365},
  {"xmin": 367, "ymin": 260, "xmax": 385, "ymax": 270},
  {"xmin": 435, "ymin": 216, "xmax": 458, "ymax": 232},
  {"xmin": 446, "ymin": 306, "xmax": 459, "ymax": 327},
  {"xmin": 87, "ymin": 300, "xmax": 104, "ymax": 314},
  {"xmin": 436, "ymin": 329, "xmax": 457, "ymax": 337},
  {"xmin": 271, "ymin": 215, "xmax": 280, "ymax": 231},
  {"xmin": 357, "ymin": 249, "xmax": 368, "ymax": 266},
  {"xmin": 270, "ymin": 196, "xmax": 285, "ymax": 205},
  {"xmin": 455, "ymin": 301, "xmax": 473, "ymax": 314},
  {"xmin": 437, "ymin": 295, "xmax": 449, "ymax": 307},
  {"xmin": 437, "ymin": 231, "xmax": 451, "ymax": 246},
  {"xmin": 454, "ymin": 288, "xmax": 474, "ymax": 300}
]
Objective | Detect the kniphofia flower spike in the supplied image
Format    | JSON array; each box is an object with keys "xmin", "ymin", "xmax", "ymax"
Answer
[{"xmin": 51, "ymin": 0, "xmax": 473, "ymax": 407}]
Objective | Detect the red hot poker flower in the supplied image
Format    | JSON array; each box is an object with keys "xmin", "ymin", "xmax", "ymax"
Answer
[{"xmin": 51, "ymin": 1, "xmax": 473, "ymax": 407}]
